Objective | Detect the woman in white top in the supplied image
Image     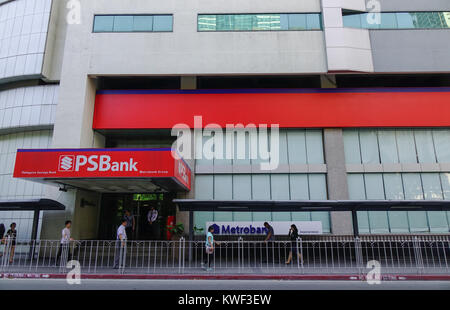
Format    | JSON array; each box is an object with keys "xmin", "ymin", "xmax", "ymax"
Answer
[{"xmin": 56, "ymin": 220, "xmax": 73, "ymax": 264}]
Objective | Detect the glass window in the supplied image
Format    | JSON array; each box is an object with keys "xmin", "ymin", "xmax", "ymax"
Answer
[
  {"xmin": 93, "ymin": 16, "xmax": 114, "ymax": 32},
  {"xmin": 408, "ymin": 211, "xmax": 429, "ymax": 232},
  {"xmin": 368, "ymin": 211, "xmax": 390, "ymax": 233},
  {"xmin": 133, "ymin": 16, "xmax": 153, "ymax": 32},
  {"xmin": 252, "ymin": 174, "xmax": 271, "ymax": 200},
  {"xmin": 378, "ymin": 130, "xmax": 399, "ymax": 163},
  {"xmin": 113, "ymin": 16, "xmax": 133, "ymax": 32},
  {"xmin": 271, "ymin": 174, "xmax": 290, "ymax": 200},
  {"xmin": 414, "ymin": 130, "xmax": 437, "ymax": 163},
  {"xmin": 198, "ymin": 13, "xmax": 322, "ymax": 31},
  {"xmin": 195, "ymin": 175, "xmax": 214, "ymax": 199},
  {"xmin": 287, "ymin": 130, "xmax": 307, "ymax": 164},
  {"xmin": 311, "ymin": 212, "xmax": 331, "ymax": 233},
  {"xmin": 290, "ymin": 174, "xmax": 309, "ymax": 200},
  {"xmin": 306, "ymin": 130, "xmax": 324, "ymax": 164},
  {"xmin": 357, "ymin": 211, "xmax": 370, "ymax": 234},
  {"xmin": 360, "ymin": 130, "xmax": 380, "ymax": 164},
  {"xmin": 432, "ymin": 130, "xmax": 450, "ymax": 163},
  {"xmin": 348, "ymin": 174, "xmax": 366, "ymax": 200},
  {"xmin": 343, "ymin": 14, "xmax": 362, "ymax": 28},
  {"xmin": 383, "ymin": 173, "xmax": 404, "ymax": 200},
  {"xmin": 288, "ymin": 14, "xmax": 307, "ymax": 30},
  {"xmin": 214, "ymin": 211, "xmax": 233, "ymax": 221},
  {"xmin": 343, "ymin": 130, "xmax": 362, "ymax": 164},
  {"xmin": 380, "ymin": 13, "xmax": 398, "ymax": 29},
  {"xmin": 361, "ymin": 12, "xmax": 380, "ymax": 29},
  {"xmin": 232, "ymin": 175, "xmax": 252, "ymax": 200},
  {"xmin": 396, "ymin": 13, "xmax": 415, "ymax": 28},
  {"xmin": 198, "ymin": 15, "xmax": 216, "ymax": 31},
  {"xmin": 427, "ymin": 211, "xmax": 449, "ymax": 233},
  {"xmin": 153, "ymin": 15, "xmax": 173, "ymax": 32},
  {"xmin": 441, "ymin": 173, "xmax": 450, "ymax": 200},
  {"xmin": 364, "ymin": 174, "xmax": 385, "ymax": 199},
  {"xmin": 308, "ymin": 174, "xmax": 327, "ymax": 200},
  {"xmin": 388, "ymin": 211, "xmax": 410, "ymax": 233},
  {"xmin": 306, "ymin": 13, "xmax": 322, "ymax": 30},
  {"xmin": 421, "ymin": 173, "xmax": 443, "ymax": 200},
  {"xmin": 194, "ymin": 212, "xmax": 214, "ymax": 234},
  {"xmin": 396, "ymin": 130, "xmax": 417, "ymax": 163},
  {"xmin": 402, "ymin": 173, "xmax": 424, "ymax": 200},
  {"xmin": 291, "ymin": 212, "xmax": 312, "ymax": 221},
  {"xmin": 214, "ymin": 175, "xmax": 232, "ymax": 200}
]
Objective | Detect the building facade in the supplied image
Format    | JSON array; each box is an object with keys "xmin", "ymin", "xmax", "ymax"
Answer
[{"xmin": 1, "ymin": 0, "xmax": 450, "ymax": 240}]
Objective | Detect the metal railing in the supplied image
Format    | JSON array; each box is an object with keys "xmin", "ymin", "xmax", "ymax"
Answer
[{"xmin": 0, "ymin": 235, "xmax": 449, "ymax": 275}]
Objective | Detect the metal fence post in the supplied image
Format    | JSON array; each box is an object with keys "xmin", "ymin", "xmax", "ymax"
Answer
[
  {"xmin": 178, "ymin": 237, "xmax": 185, "ymax": 274},
  {"xmin": 413, "ymin": 236, "xmax": 424, "ymax": 275},
  {"xmin": 354, "ymin": 237, "xmax": 363, "ymax": 276}
]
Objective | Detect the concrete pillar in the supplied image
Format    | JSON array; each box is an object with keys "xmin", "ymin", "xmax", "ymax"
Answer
[
  {"xmin": 324, "ymin": 129, "xmax": 353, "ymax": 235},
  {"xmin": 321, "ymin": 75, "xmax": 353, "ymax": 235},
  {"xmin": 176, "ymin": 76, "xmax": 197, "ymax": 236}
]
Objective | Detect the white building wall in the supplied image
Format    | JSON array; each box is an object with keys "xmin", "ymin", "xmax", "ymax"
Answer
[{"xmin": 0, "ymin": 0, "xmax": 53, "ymax": 82}]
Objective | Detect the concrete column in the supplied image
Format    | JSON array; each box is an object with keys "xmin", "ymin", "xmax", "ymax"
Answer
[
  {"xmin": 321, "ymin": 75, "xmax": 353, "ymax": 235},
  {"xmin": 324, "ymin": 129, "xmax": 353, "ymax": 235},
  {"xmin": 176, "ymin": 76, "xmax": 197, "ymax": 236}
]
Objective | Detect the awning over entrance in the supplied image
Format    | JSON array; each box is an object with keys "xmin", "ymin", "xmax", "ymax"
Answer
[
  {"xmin": 13, "ymin": 148, "xmax": 191, "ymax": 193},
  {"xmin": 175, "ymin": 199, "xmax": 450, "ymax": 212}
]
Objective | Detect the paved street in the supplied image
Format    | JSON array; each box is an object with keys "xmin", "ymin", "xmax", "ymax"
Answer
[{"xmin": 0, "ymin": 279, "xmax": 449, "ymax": 290}]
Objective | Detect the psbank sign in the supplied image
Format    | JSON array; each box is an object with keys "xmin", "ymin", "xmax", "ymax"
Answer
[{"xmin": 13, "ymin": 148, "xmax": 191, "ymax": 190}]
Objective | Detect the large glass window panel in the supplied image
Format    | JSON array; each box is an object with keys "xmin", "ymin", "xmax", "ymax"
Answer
[
  {"xmin": 421, "ymin": 173, "xmax": 443, "ymax": 200},
  {"xmin": 233, "ymin": 212, "xmax": 252, "ymax": 221},
  {"xmin": 195, "ymin": 175, "xmax": 214, "ymax": 199},
  {"xmin": 348, "ymin": 174, "xmax": 366, "ymax": 200},
  {"xmin": 93, "ymin": 16, "xmax": 114, "ymax": 32},
  {"xmin": 288, "ymin": 14, "xmax": 307, "ymax": 30},
  {"xmin": 380, "ymin": 13, "xmax": 398, "ymax": 29},
  {"xmin": 396, "ymin": 130, "xmax": 417, "ymax": 163},
  {"xmin": 214, "ymin": 132, "xmax": 232, "ymax": 166},
  {"xmin": 113, "ymin": 16, "xmax": 133, "ymax": 32},
  {"xmin": 427, "ymin": 211, "xmax": 449, "ymax": 233},
  {"xmin": 402, "ymin": 173, "xmax": 424, "ymax": 200},
  {"xmin": 343, "ymin": 14, "xmax": 362, "ymax": 28},
  {"xmin": 291, "ymin": 212, "xmax": 312, "ymax": 221},
  {"xmin": 133, "ymin": 16, "xmax": 153, "ymax": 31},
  {"xmin": 233, "ymin": 14, "xmax": 253, "ymax": 31},
  {"xmin": 383, "ymin": 173, "xmax": 404, "ymax": 200},
  {"xmin": 279, "ymin": 14, "xmax": 289, "ymax": 31},
  {"xmin": 396, "ymin": 13, "xmax": 415, "ymax": 28},
  {"xmin": 408, "ymin": 211, "xmax": 429, "ymax": 232},
  {"xmin": 287, "ymin": 130, "xmax": 307, "ymax": 164},
  {"xmin": 254, "ymin": 14, "xmax": 272, "ymax": 31},
  {"xmin": 232, "ymin": 175, "xmax": 252, "ymax": 200},
  {"xmin": 214, "ymin": 211, "xmax": 233, "ymax": 222},
  {"xmin": 268, "ymin": 14, "xmax": 283, "ymax": 31},
  {"xmin": 361, "ymin": 13, "xmax": 380, "ymax": 29},
  {"xmin": 153, "ymin": 15, "xmax": 173, "ymax": 32},
  {"xmin": 216, "ymin": 15, "xmax": 233, "ymax": 31},
  {"xmin": 359, "ymin": 130, "xmax": 380, "ymax": 164},
  {"xmin": 357, "ymin": 211, "xmax": 370, "ymax": 234},
  {"xmin": 308, "ymin": 174, "xmax": 327, "ymax": 200},
  {"xmin": 388, "ymin": 211, "xmax": 410, "ymax": 233},
  {"xmin": 306, "ymin": 130, "xmax": 324, "ymax": 164},
  {"xmin": 364, "ymin": 174, "xmax": 385, "ymax": 200},
  {"xmin": 232, "ymin": 130, "xmax": 252, "ymax": 166},
  {"xmin": 194, "ymin": 212, "xmax": 214, "ymax": 233},
  {"xmin": 214, "ymin": 175, "xmax": 232, "ymax": 200},
  {"xmin": 198, "ymin": 15, "xmax": 216, "ymax": 31},
  {"xmin": 272, "ymin": 212, "xmax": 292, "ymax": 222},
  {"xmin": 277, "ymin": 131, "xmax": 288, "ymax": 165},
  {"xmin": 196, "ymin": 134, "xmax": 213, "ymax": 166},
  {"xmin": 311, "ymin": 212, "xmax": 331, "ymax": 233},
  {"xmin": 252, "ymin": 174, "xmax": 271, "ymax": 200},
  {"xmin": 414, "ymin": 130, "xmax": 437, "ymax": 163},
  {"xmin": 441, "ymin": 173, "xmax": 450, "ymax": 200},
  {"xmin": 368, "ymin": 211, "xmax": 390, "ymax": 234},
  {"xmin": 306, "ymin": 14, "xmax": 322, "ymax": 30},
  {"xmin": 290, "ymin": 174, "xmax": 309, "ymax": 200},
  {"xmin": 432, "ymin": 130, "xmax": 450, "ymax": 163},
  {"xmin": 343, "ymin": 130, "xmax": 361, "ymax": 164},
  {"xmin": 271, "ymin": 174, "xmax": 290, "ymax": 200},
  {"xmin": 378, "ymin": 130, "xmax": 399, "ymax": 164},
  {"xmin": 252, "ymin": 212, "xmax": 272, "ymax": 222}
]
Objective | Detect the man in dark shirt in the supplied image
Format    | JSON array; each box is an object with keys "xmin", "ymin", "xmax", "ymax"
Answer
[{"xmin": 263, "ymin": 222, "xmax": 275, "ymax": 264}]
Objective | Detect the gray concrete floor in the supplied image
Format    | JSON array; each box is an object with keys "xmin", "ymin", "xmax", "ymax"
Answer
[{"xmin": 0, "ymin": 278, "xmax": 449, "ymax": 290}]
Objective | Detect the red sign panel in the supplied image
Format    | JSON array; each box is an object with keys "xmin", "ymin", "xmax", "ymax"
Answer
[
  {"xmin": 93, "ymin": 88, "xmax": 450, "ymax": 129},
  {"xmin": 13, "ymin": 148, "xmax": 191, "ymax": 191}
]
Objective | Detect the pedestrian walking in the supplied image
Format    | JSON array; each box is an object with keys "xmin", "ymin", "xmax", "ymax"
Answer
[
  {"xmin": 263, "ymin": 222, "xmax": 275, "ymax": 263},
  {"xmin": 4, "ymin": 223, "xmax": 17, "ymax": 263},
  {"xmin": 113, "ymin": 219, "xmax": 128, "ymax": 269},
  {"xmin": 202, "ymin": 225, "xmax": 220, "ymax": 271},
  {"xmin": 0, "ymin": 223, "xmax": 5, "ymax": 258},
  {"xmin": 56, "ymin": 220, "xmax": 74, "ymax": 265},
  {"xmin": 285, "ymin": 224, "xmax": 302, "ymax": 265},
  {"xmin": 123, "ymin": 210, "xmax": 135, "ymax": 240},
  {"xmin": 147, "ymin": 206, "xmax": 158, "ymax": 239}
]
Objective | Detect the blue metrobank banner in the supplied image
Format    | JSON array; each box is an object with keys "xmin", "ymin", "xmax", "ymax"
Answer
[{"xmin": 205, "ymin": 222, "xmax": 323, "ymax": 235}]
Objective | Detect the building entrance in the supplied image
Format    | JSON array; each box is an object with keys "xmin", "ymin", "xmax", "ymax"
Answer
[{"xmin": 98, "ymin": 192, "xmax": 176, "ymax": 240}]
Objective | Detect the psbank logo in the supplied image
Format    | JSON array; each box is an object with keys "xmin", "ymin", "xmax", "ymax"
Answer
[
  {"xmin": 177, "ymin": 161, "xmax": 189, "ymax": 184},
  {"xmin": 59, "ymin": 155, "xmax": 75, "ymax": 171},
  {"xmin": 58, "ymin": 155, "xmax": 138, "ymax": 172}
]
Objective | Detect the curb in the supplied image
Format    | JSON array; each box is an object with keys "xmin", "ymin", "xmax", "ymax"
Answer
[{"xmin": 1, "ymin": 273, "xmax": 450, "ymax": 281}]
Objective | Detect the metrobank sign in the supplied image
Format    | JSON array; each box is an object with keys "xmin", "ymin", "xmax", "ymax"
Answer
[{"xmin": 206, "ymin": 222, "xmax": 323, "ymax": 236}]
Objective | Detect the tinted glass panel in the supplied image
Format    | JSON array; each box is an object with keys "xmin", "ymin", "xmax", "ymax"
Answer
[
  {"xmin": 93, "ymin": 15, "xmax": 173, "ymax": 33},
  {"xmin": 153, "ymin": 15, "xmax": 173, "ymax": 31},
  {"xmin": 344, "ymin": 12, "xmax": 450, "ymax": 29},
  {"xmin": 93, "ymin": 16, "xmax": 114, "ymax": 32},
  {"xmin": 113, "ymin": 16, "xmax": 133, "ymax": 32}
]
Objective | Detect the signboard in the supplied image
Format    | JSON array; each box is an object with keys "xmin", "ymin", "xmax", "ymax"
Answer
[
  {"xmin": 205, "ymin": 221, "xmax": 323, "ymax": 236},
  {"xmin": 13, "ymin": 148, "xmax": 191, "ymax": 190}
]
